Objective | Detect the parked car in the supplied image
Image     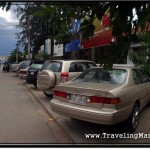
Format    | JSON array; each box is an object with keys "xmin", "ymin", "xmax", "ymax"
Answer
[
  {"xmin": 26, "ymin": 60, "xmax": 44, "ymax": 87},
  {"xmin": 10, "ymin": 63, "xmax": 20, "ymax": 72},
  {"xmin": 2, "ymin": 61, "xmax": 10, "ymax": 72},
  {"xmin": 17, "ymin": 60, "xmax": 33, "ymax": 76},
  {"xmin": 18, "ymin": 60, "xmax": 44, "ymax": 80},
  {"xmin": 50, "ymin": 65, "xmax": 150, "ymax": 132},
  {"xmin": 37, "ymin": 60, "xmax": 97, "ymax": 97},
  {"xmin": 18, "ymin": 67, "xmax": 30, "ymax": 79}
]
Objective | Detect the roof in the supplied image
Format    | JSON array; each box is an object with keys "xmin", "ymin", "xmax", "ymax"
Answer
[
  {"xmin": 45, "ymin": 60, "xmax": 95, "ymax": 63},
  {"xmin": 113, "ymin": 64, "xmax": 135, "ymax": 68}
]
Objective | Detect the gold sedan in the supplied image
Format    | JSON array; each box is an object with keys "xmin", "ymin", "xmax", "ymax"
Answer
[{"xmin": 50, "ymin": 66, "xmax": 150, "ymax": 132}]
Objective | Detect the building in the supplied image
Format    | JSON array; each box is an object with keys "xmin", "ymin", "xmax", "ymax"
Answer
[
  {"xmin": 54, "ymin": 40, "xmax": 63, "ymax": 57},
  {"xmin": 45, "ymin": 39, "xmax": 51, "ymax": 54},
  {"xmin": 65, "ymin": 14, "xmax": 150, "ymax": 65},
  {"xmin": 65, "ymin": 14, "xmax": 116, "ymax": 63},
  {"xmin": 0, "ymin": 55, "xmax": 9, "ymax": 62}
]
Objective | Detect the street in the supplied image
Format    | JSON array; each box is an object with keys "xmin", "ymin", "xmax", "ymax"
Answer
[
  {"xmin": 1, "ymin": 68, "xmax": 150, "ymax": 145},
  {"xmin": 0, "ymin": 68, "xmax": 73, "ymax": 144}
]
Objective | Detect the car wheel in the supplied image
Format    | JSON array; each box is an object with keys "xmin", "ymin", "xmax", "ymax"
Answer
[
  {"xmin": 33, "ymin": 82, "xmax": 37, "ymax": 87},
  {"xmin": 43, "ymin": 91, "xmax": 53, "ymax": 98},
  {"xmin": 125, "ymin": 103, "xmax": 139, "ymax": 133}
]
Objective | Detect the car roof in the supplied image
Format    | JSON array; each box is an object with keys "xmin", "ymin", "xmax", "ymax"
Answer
[
  {"xmin": 33, "ymin": 60, "xmax": 44, "ymax": 64},
  {"xmin": 91, "ymin": 65, "xmax": 138, "ymax": 70},
  {"xmin": 44, "ymin": 60, "xmax": 95, "ymax": 63}
]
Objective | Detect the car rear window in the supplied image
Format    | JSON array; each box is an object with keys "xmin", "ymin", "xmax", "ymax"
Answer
[
  {"xmin": 69, "ymin": 62, "xmax": 96, "ymax": 72},
  {"xmin": 73, "ymin": 68, "xmax": 128, "ymax": 84},
  {"xmin": 41, "ymin": 61, "xmax": 62, "ymax": 72},
  {"xmin": 19, "ymin": 60, "xmax": 31, "ymax": 68},
  {"xmin": 30, "ymin": 64, "xmax": 43, "ymax": 70}
]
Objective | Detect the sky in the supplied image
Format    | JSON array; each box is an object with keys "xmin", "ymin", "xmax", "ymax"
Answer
[{"xmin": 0, "ymin": 5, "xmax": 20, "ymax": 56}]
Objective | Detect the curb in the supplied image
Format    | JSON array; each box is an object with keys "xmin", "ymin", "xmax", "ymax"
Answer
[{"xmin": 22, "ymin": 79, "xmax": 75, "ymax": 144}]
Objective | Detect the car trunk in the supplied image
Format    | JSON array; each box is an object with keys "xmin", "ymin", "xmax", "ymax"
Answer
[{"xmin": 54, "ymin": 82, "xmax": 122, "ymax": 109}]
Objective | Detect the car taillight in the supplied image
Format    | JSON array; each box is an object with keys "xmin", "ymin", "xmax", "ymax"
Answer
[
  {"xmin": 90, "ymin": 96, "xmax": 121, "ymax": 104},
  {"xmin": 90, "ymin": 96, "xmax": 105, "ymax": 103},
  {"xmin": 54, "ymin": 91, "xmax": 67, "ymax": 98},
  {"xmin": 61, "ymin": 72, "xmax": 69, "ymax": 83}
]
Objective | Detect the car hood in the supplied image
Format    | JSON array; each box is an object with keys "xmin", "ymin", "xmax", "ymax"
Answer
[{"xmin": 19, "ymin": 67, "xmax": 29, "ymax": 71}]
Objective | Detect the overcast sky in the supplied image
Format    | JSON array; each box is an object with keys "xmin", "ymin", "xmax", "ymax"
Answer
[{"xmin": 0, "ymin": 5, "xmax": 21, "ymax": 56}]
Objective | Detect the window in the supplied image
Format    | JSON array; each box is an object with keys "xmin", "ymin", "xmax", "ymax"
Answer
[
  {"xmin": 69, "ymin": 62, "xmax": 79, "ymax": 72},
  {"xmin": 69, "ymin": 62, "xmax": 86, "ymax": 72},
  {"xmin": 109, "ymin": 69, "xmax": 128, "ymax": 84},
  {"xmin": 73, "ymin": 68, "xmax": 127, "ymax": 84},
  {"xmin": 69, "ymin": 62, "xmax": 96, "ymax": 72},
  {"xmin": 41, "ymin": 61, "xmax": 62, "ymax": 72},
  {"xmin": 137, "ymin": 69, "xmax": 150, "ymax": 83},
  {"xmin": 132, "ymin": 69, "xmax": 143, "ymax": 85},
  {"xmin": 87, "ymin": 63, "xmax": 96, "ymax": 68},
  {"xmin": 30, "ymin": 64, "xmax": 43, "ymax": 70}
]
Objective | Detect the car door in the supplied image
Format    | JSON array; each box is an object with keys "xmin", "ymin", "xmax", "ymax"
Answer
[
  {"xmin": 137, "ymin": 69, "xmax": 150, "ymax": 104},
  {"xmin": 132, "ymin": 69, "xmax": 148, "ymax": 109}
]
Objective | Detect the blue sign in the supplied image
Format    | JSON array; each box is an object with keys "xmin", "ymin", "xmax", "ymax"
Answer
[
  {"xmin": 65, "ymin": 44, "xmax": 71, "ymax": 52},
  {"xmin": 65, "ymin": 20, "xmax": 81, "ymax": 52}
]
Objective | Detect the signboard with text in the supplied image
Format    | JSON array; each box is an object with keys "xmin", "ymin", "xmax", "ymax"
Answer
[{"xmin": 81, "ymin": 14, "xmax": 114, "ymax": 49}]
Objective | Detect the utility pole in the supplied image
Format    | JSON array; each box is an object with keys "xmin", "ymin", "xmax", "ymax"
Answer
[
  {"xmin": 28, "ymin": 24, "xmax": 31, "ymax": 60},
  {"xmin": 27, "ymin": 12, "xmax": 31, "ymax": 60},
  {"xmin": 16, "ymin": 43, "xmax": 18, "ymax": 63}
]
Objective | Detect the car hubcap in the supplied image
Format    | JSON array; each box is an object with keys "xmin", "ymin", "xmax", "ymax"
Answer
[{"xmin": 132, "ymin": 106, "xmax": 139, "ymax": 130}]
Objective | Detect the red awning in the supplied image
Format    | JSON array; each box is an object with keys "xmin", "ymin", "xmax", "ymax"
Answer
[{"xmin": 81, "ymin": 27, "xmax": 114, "ymax": 49}]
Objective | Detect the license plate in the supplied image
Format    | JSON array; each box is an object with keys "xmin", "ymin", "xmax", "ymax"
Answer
[
  {"xmin": 70, "ymin": 94, "xmax": 88, "ymax": 104},
  {"xmin": 31, "ymin": 72, "xmax": 34, "ymax": 75}
]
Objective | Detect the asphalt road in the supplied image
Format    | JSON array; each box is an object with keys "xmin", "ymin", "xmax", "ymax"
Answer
[{"xmin": 0, "ymin": 68, "xmax": 73, "ymax": 144}]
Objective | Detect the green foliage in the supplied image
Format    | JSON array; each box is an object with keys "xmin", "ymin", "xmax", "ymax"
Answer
[
  {"xmin": 129, "ymin": 32, "xmax": 150, "ymax": 73},
  {"xmin": 0, "ymin": 2, "xmax": 11, "ymax": 11},
  {"xmin": 97, "ymin": 38, "xmax": 131, "ymax": 69},
  {"xmin": 8, "ymin": 49, "xmax": 24, "ymax": 63},
  {"xmin": 35, "ymin": 53, "xmax": 54, "ymax": 61},
  {"xmin": 1, "ymin": 2, "xmax": 150, "ymax": 68}
]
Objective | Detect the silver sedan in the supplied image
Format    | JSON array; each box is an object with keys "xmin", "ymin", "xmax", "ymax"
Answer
[{"xmin": 50, "ymin": 65, "xmax": 150, "ymax": 132}]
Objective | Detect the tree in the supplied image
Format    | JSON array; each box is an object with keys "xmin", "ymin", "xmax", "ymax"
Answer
[
  {"xmin": 0, "ymin": 2, "xmax": 11, "ymax": 11},
  {"xmin": 1, "ymin": 2, "xmax": 150, "ymax": 67},
  {"xmin": 8, "ymin": 49, "xmax": 24, "ymax": 63},
  {"xmin": 16, "ymin": 3, "xmax": 49, "ymax": 54},
  {"xmin": 2, "ymin": 2, "xmax": 150, "ymax": 40},
  {"xmin": 129, "ymin": 32, "xmax": 150, "ymax": 73}
]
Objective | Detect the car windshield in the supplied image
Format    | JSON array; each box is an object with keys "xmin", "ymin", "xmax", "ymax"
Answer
[
  {"xmin": 30, "ymin": 64, "xmax": 43, "ymax": 69},
  {"xmin": 73, "ymin": 68, "xmax": 128, "ymax": 84},
  {"xmin": 41, "ymin": 61, "xmax": 62, "ymax": 72},
  {"xmin": 20, "ymin": 60, "xmax": 31, "ymax": 67}
]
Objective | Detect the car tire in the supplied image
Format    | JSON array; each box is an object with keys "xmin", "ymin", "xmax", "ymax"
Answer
[
  {"xmin": 43, "ymin": 91, "xmax": 53, "ymax": 98},
  {"xmin": 125, "ymin": 103, "xmax": 139, "ymax": 133},
  {"xmin": 33, "ymin": 82, "xmax": 37, "ymax": 87}
]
